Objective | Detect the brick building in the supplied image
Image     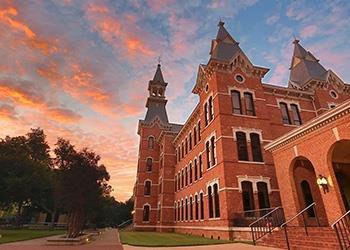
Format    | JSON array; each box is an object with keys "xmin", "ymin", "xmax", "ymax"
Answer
[{"xmin": 133, "ymin": 22, "xmax": 350, "ymax": 242}]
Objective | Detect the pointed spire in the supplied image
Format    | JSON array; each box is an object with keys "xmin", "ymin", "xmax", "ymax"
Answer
[
  {"xmin": 152, "ymin": 63, "xmax": 165, "ymax": 83},
  {"xmin": 215, "ymin": 20, "xmax": 237, "ymax": 44}
]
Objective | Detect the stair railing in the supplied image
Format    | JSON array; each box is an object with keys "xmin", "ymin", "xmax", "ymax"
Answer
[
  {"xmin": 332, "ymin": 210, "xmax": 350, "ymax": 250},
  {"xmin": 249, "ymin": 206, "xmax": 285, "ymax": 245},
  {"xmin": 117, "ymin": 218, "xmax": 133, "ymax": 229},
  {"xmin": 280, "ymin": 202, "xmax": 319, "ymax": 250}
]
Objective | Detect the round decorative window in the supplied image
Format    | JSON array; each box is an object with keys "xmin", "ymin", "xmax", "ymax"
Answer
[
  {"xmin": 329, "ymin": 90, "xmax": 338, "ymax": 99},
  {"xmin": 205, "ymin": 84, "xmax": 209, "ymax": 92},
  {"xmin": 235, "ymin": 74, "xmax": 244, "ymax": 83}
]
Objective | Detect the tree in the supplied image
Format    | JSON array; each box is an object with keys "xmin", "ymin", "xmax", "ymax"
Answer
[{"xmin": 54, "ymin": 139, "xmax": 110, "ymax": 238}]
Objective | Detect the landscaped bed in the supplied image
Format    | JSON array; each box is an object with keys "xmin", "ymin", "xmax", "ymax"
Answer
[
  {"xmin": 119, "ymin": 231, "xmax": 234, "ymax": 247},
  {"xmin": 0, "ymin": 229, "xmax": 66, "ymax": 244}
]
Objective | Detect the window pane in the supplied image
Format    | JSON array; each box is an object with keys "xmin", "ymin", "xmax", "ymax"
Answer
[
  {"xmin": 208, "ymin": 186, "xmax": 213, "ymax": 218},
  {"xmin": 242, "ymin": 181, "xmax": 255, "ymax": 211},
  {"xmin": 231, "ymin": 91, "xmax": 242, "ymax": 114},
  {"xmin": 280, "ymin": 103, "xmax": 291, "ymax": 124},
  {"xmin": 200, "ymin": 193, "xmax": 204, "ymax": 219},
  {"xmin": 143, "ymin": 205, "xmax": 150, "ymax": 221},
  {"xmin": 244, "ymin": 92, "xmax": 255, "ymax": 116},
  {"xmin": 206, "ymin": 141, "xmax": 211, "ymax": 169},
  {"xmin": 250, "ymin": 133, "xmax": 263, "ymax": 162},
  {"xmin": 236, "ymin": 132, "xmax": 249, "ymax": 161},
  {"xmin": 211, "ymin": 136, "xmax": 216, "ymax": 165},
  {"xmin": 199, "ymin": 155, "xmax": 203, "ymax": 178},
  {"xmin": 213, "ymin": 184, "xmax": 220, "ymax": 218},
  {"xmin": 209, "ymin": 96, "xmax": 214, "ymax": 121},
  {"xmin": 204, "ymin": 103, "xmax": 208, "ymax": 125},
  {"xmin": 257, "ymin": 182, "xmax": 270, "ymax": 210},
  {"xmin": 291, "ymin": 104, "xmax": 302, "ymax": 125},
  {"xmin": 146, "ymin": 158, "xmax": 152, "ymax": 171}
]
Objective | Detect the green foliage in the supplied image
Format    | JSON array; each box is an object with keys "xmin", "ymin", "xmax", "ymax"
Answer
[{"xmin": 119, "ymin": 232, "xmax": 233, "ymax": 247}]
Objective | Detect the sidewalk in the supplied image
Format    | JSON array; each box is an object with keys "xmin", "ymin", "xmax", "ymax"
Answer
[
  {"xmin": 123, "ymin": 243, "xmax": 280, "ymax": 250},
  {"xmin": 0, "ymin": 229, "xmax": 123, "ymax": 250}
]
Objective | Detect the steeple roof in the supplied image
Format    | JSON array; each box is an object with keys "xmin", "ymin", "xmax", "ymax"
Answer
[
  {"xmin": 216, "ymin": 21, "xmax": 237, "ymax": 44},
  {"xmin": 152, "ymin": 64, "xmax": 165, "ymax": 83},
  {"xmin": 289, "ymin": 40, "xmax": 327, "ymax": 86}
]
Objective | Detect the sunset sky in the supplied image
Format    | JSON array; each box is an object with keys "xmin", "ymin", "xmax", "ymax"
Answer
[{"xmin": 1, "ymin": 0, "xmax": 350, "ymax": 201}]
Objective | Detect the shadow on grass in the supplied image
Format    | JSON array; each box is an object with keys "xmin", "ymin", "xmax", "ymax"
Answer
[{"xmin": 0, "ymin": 229, "xmax": 66, "ymax": 244}]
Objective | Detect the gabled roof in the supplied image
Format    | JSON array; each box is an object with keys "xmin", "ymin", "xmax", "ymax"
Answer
[
  {"xmin": 289, "ymin": 40, "xmax": 327, "ymax": 86},
  {"xmin": 152, "ymin": 64, "xmax": 165, "ymax": 83}
]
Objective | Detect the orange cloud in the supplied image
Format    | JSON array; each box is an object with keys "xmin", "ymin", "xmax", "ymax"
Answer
[
  {"xmin": 45, "ymin": 108, "xmax": 81, "ymax": 123},
  {"xmin": 0, "ymin": 84, "xmax": 44, "ymax": 108},
  {"xmin": 36, "ymin": 62, "xmax": 62, "ymax": 81},
  {"xmin": 0, "ymin": 104, "xmax": 18, "ymax": 121}
]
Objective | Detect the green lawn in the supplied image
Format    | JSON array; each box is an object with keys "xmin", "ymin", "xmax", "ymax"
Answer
[
  {"xmin": 0, "ymin": 229, "xmax": 66, "ymax": 244},
  {"xmin": 119, "ymin": 231, "xmax": 234, "ymax": 247}
]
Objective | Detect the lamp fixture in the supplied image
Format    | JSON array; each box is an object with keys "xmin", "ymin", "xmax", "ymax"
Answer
[{"xmin": 317, "ymin": 174, "xmax": 329, "ymax": 194}]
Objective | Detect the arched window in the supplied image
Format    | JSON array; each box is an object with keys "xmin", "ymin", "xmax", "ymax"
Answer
[
  {"xmin": 181, "ymin": 142, "xmax": 184, "ymax": 158},
  {"xmin": 190, "ymin": 196, "xmax": 193, "ymax": 220},
  {"xmin": 257, "ymin": 182, "xmax": 270, "ymax": 210},
  {"xmin": 206, "ymin": 141, "xmax": 211, "ymax": 169},
  {"xmin": 177, "ymin": 146, "xmax": 180, "ymax": 162},
  {"xmin": 213, "ymin": 184, "xmax": 220, "ymax": 218},
  {"xmin": 146, "ymin": 157, "xmax": 152, "ymax": 172},
  {"xmin": 195, "ymin": 194, "xmax": 199, "ymax": 220},
  {"xmin": 250, "ymin": 133, "xmax": 263, "ymax": 162},
  {"xmin": 211, "ymin": 136, "xmax": 216, "ymax": 165},
  {"xmin": 194, "ymin": 158, "xmax": 198, "ymax": 181},
  {"xmin": 280, "ymin": 102, "xmax": 291, "ymax": 124},
  {"xmin": 189, "ymin": 163, "xmax": 193, "ymax": 184},
  {"xmin": 185, "ymin": 166, "xmax": 188, "ymax": 186},
  {"xmin": 204, "ymin": 103, "xmax": 209, "ymax": 126},
  {"xmin": 301, "ymin": 180, "xmax": 315, "ymax": 217},
  {"xmin": 236, "ymin": 132, "xmax": 248, "ymax": 161},
  {"xmin": 174, "ymin": 175, "xmax": 177, "ymax": 192},
  {"xmin": 148, "ymin": 136, "xmax": 154, "ymax": 149},
  {"xmin": 177, "ymin": 201, "xmax": 180, "ymax": 221},
  {"xmin": 181, "ymin": 169, "xmax": 184, "ymax": 188},
  {"xmin": 144, "ymin": 180, "xmax": 151, "ymax": 196},
  {"xmin": 197, "ymin": 121, "xmax": 201, "ymax": 141},
  {"xmin": 208, "ymin": 186, "xmax": 214, "ymax": 218},
  {"xmin": 290, "ymin": 104, "xmax": 302, "ymax": 125},
  {"xmin": 208, "ymin": 96, "xmax": 214, "ymax": 121},
  {"xmin": 242, "ymin": 181, "xmax": 255, "ymax": 211},
  {"xmin": 185, "ymin": 137, "xmax": 188, "ymax": 155},
  {"xmin": 185, "ymin": 197, "xmax": 188, "ymax": 221},
  {"xmin": 143, "ymin": 205, "xmax": 150, "ymax": 221},
  {"xmin": 177, "ymin": 173, "xmax": 180, "ymax": 191},
  {"xmin": 194, "ymin": 127, "xmax": 197, "ymax": 145},
  {"xmin": 200, "ymin": 192, "xmax": 204, "ymax": 220},
  {"xmin": 244, "ymin": 92, "xmax": 255, "ymax": 116},
  {"xmin": 231, "ymin": 90, "xmax": 242, "ymax": 114},
  {"xmin": 181, "ymin": 200, "xmax": 184, "ymax": 221},
  {"xmin": 199, "ymin": 155, "xmax": 203, "ymax": 178},
  {"xmin": 189, "ymin": 133, "xmax": 192, "ymax": 150},
  {"xmin": 174, "ymin": 202, "xmax": 177, "ymax": 221}
]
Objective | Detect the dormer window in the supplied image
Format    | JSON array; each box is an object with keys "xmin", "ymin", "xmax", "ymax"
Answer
[
  {"xmin": 244, "ymin": 92, "xmax": 255, "ymax": 116},
  {"xmin": 280, "ymin": 102, "xmax": 291, "ymax": 125},
  {"xmin": 231, "ymin": 90, "xmax": 242, "ymax": 114}
]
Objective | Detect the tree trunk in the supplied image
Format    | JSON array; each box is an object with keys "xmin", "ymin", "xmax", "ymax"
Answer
[
  {"xmin": 49, "ymin": 210, "xmax": 57, "ymax": 230},
  {"xmin": 15, "ymin": 203, "xmax": 23, "ymax": 227},
  {"xmin": 67, "ymin": 208, "xmax": 84, "ymax": 238}
]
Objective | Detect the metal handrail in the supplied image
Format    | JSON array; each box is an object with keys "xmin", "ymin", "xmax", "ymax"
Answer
[
  {"xmin": 117, "ymin": 218, "xmax": 133, "ymax": 228},
  {"xmin": 242, "ymin": 207, "xmax": 277, "ymax": 214},
  {"xmin": 280, "ymin": 202, "xmax": 317, "ymax": 228},
  {"xmin": 332, "ymin": 210, "xmax": 350, "ymax": 228},
  {"xmin": 249, "ymin": 207, "xmax": 282, "ymax": 227}
]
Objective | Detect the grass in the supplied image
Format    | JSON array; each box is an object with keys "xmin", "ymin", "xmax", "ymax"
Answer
[
  {"xmin": 119, "ymin": 231, "xmax": 234, "ymax": 247},
  {"xmin": 0, "ymin": 229, "xmax": 66, "ymax": 244}
]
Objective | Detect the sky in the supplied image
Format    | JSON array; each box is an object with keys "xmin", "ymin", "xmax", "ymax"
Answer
[{"xmin": 0, "ymin": 0, "xmax": 350, "ymax": 201}]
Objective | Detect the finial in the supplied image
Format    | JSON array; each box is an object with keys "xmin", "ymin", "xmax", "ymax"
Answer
[
  {"xmin": 157, "ymin": 56, "xmax": 161, "ymax": 67},
  {"xmin": 218, "ymin": 18, "xmax": 224, "ymax": 27},
  {"xmin": 292, "ymin": 34, "xmax": 299, "ymax": 44}
]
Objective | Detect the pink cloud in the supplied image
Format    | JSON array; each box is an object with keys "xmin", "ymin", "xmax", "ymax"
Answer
[{"xmin": 300, "ymin": 25, "xmax": 318, "ymax": 39}]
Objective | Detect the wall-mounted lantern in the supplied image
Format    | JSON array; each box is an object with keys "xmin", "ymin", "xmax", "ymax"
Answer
[{"xmin": 317, "ymin": 175, "xmax": 329, "ymax": 194}]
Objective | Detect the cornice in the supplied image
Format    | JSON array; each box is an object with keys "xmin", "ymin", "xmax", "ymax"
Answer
[{"xmin": 173, "ymin": 104, "xmax": 200, "ymax": 145}]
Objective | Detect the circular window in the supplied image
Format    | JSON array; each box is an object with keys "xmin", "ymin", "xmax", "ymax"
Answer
[
  {"xmin": 205, "ymin": 84, "xmax": 209, "ymax": 92},
  {"xmin": 235, "ymin": 74, "xmax": 244, "ymax": 83},
  {"xmin": 329, "ymin": 90, "xmax": 338, "ymax": 99}
]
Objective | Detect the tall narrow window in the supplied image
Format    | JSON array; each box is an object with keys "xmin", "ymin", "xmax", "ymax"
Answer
[
  {"xmin": 185, "ymin": 166, "xmax": 188, "ymax": 186},
  {"xmin": 250, "ymin": 133, "xmax": 263, "ymax": 162},
  {"xmin": 174, "ymin": 176, "xmax": 177, "ymax": 192},
  {"xmin": 190, "ymin": 196, "xmax": 193, "ymax": 220},
  {"xmin": 174, "ymin": 203, "xmax": 177, "ymax": 221},
  {"xmin": 146, "ymin": 157, "xmax": 153, "ymax": 172},
  {"xmin": 213, "ymin": 184, "xmax": 220, "ymax": 218},
  {"xmin": 181, "ymin": 169, "xmax": 184, "ymax": 188},
  {"xmin": 181, "ymin": 200, "xmax": 184, "ymax": 221},
  {"xmin": 244, "ymin": 92, "xmax": 255, "ymax": 116},
  {"xmin": 209, "ymin": 96, "xmax": 214, "ymax": 121},
  {"xmin": 189, "ymin": 133, "xmax": 192, "ymax": 150},
  {"xmin": 185, "ymin": 198, "xmax": 188, "ymax": 221},
  {"xmin": 236, "ymin": 132, "xmax": 248, "ymax": 161},
  {"xmin": 148, "ymin": 136, "xmax": 154, "ymax": 149},
  {"xmin": 194, "ymin": 127, "xmax": 197, "ymax": 145},
  {"xmin": 211, "ymin": 136, "xmax": 216, "ymax": 165},
  {"xmin": 257, "ymin": 182, "xmax": 270, "ymax": 210},
  {"xmin": 290, "ymin": 104, "xmax": 302, "ymax": 125},
  {"xmin": 280, "ymin": 102, "xmax": 291, "ymax": 124},
  {"xmin": 242, "ymin": 181, "xmax": 255, "ymax": 211},
  {"xmin": 231, "ymin": 90, "xmax": 242, "ymax": 114},
  {"xmin": 143, "ymin": 205, "xmax": 150, "ymax": 221},
  {"xmin": 185, "ymin": 137, "xmax": 188, "ymax": 155},
  {"xmin": 200, "ymin": 193, "xmax": 204, "ymax": 220},
  {"xmin": 204, "ymin": 103, "xmax": 209, "ymax": 126},
  {"xmin": 208, "ymin": 186, "xmax": 213, "ymax": 218},
  {"xmin": 206, "ymin": 141, "xmax": 211, "ymax": 169},
  {"xmin": 199, "ymin": 155, "xmax": 203, "ymax": 178},
  {"xmin": 189, "ymin": 163, "xmax": 193, "ymax": 184},
  {"xmin": 178, "ymin": 146, "xmax": 180, "ymax": 162},
  {"xmin": 177, "ymin": 201, "xmax": 180, "ymax": 221},
  {"xmin": 144, "ymin": 181, "xmax": 151, "ymax": 195},
  {"xmin": 177, "ymin": 173, "xmax": 180, "ymax": 191},
  {"xmin": 198, "ymin": 121, "xmax": 201, "ymax": 141},
  {"xmin": 194, "ymin": 158, "xmax": 198, "ymax": 181},
  {"xmin": 195, "ymin": 194, "xmax": 199, "ymax": 220}
]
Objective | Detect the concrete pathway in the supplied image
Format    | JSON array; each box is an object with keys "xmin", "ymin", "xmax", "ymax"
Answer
[
  {"xmin": 0, "ymin": 229, "xmax": 123, "ymax": 250},
  {"xmin": 123, "ymin": 243, "xmax": 280, "ymax": 250}
]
